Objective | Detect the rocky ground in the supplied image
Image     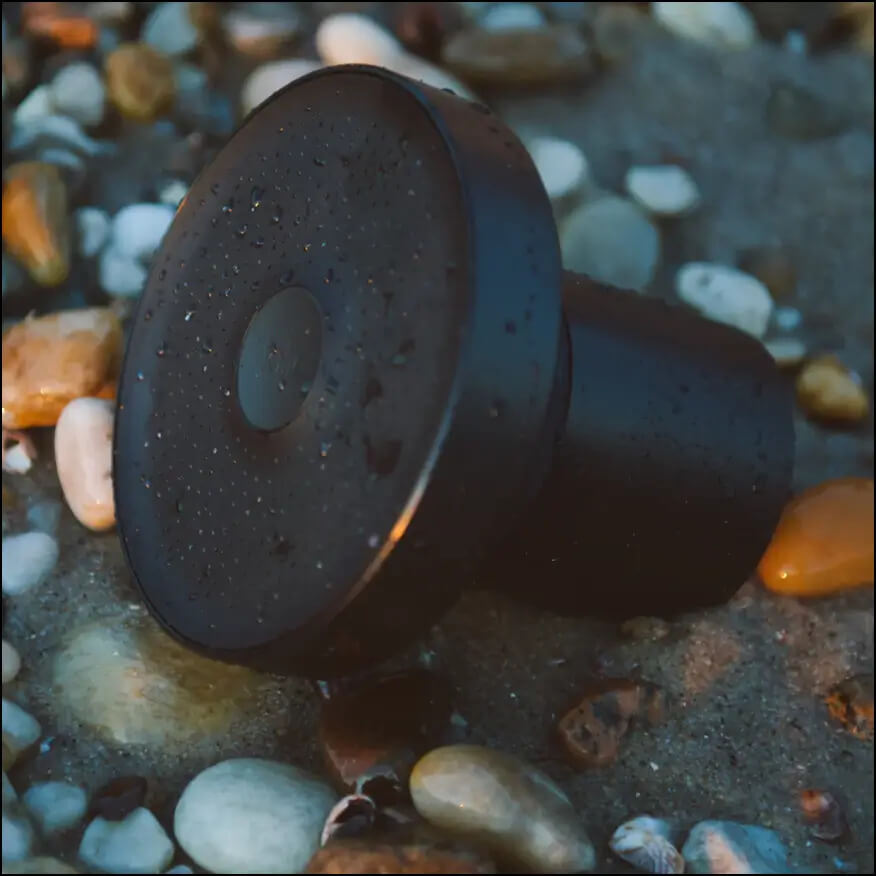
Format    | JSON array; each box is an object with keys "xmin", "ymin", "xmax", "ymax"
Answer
[{"xmin": 2, "ymin": 2, "xmax": 874, "ymax": 874}]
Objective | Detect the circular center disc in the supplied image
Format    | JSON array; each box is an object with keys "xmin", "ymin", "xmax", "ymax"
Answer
[{"xmin": 236, "ymin": 286, "xmax": 322, "ymax": 432}]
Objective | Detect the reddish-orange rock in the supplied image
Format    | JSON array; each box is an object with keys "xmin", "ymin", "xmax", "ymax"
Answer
[
  {"xmin": 2, "ymin": 162, "xmax": 71, "ymax": 287},
  {"xmin": 825, "ymin": 674, "xmax": 874, "ymax": 741},
  {"xmin": 2, "ymin": 309, "xmax": 123, "ymax": 429},
  {"xmin": 758, "ymin": 478, "xmax": 874, "ymax": 597},
  {"xmin": 22, "ymin": 3, "xmax": 98, "ymax": 49}
]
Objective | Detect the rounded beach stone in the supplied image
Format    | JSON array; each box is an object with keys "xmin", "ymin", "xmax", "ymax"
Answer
[
  {"xmin": 22, "ymin": 782, "xmax": 87, "ymax": 835},
  {"xmin": 316, "ymin": 14, "xmax": 405, "ymax": 66},
  {"xmin": 105, "ymin": 43, "xmax": 176, "ymax": 122},
  {"xmin": 78, "ymin": 808, "xmax": 174, "ymax": 875},
  {"xmin": 652, "ymin": 2, "xmax": 757, "ymax": 49},
  {"xmin": 681, "ymin": 820, "xmax": 789, "ymax": 874},
  {"xmin": 240, "ymin": 60, "xmax": 323, "ymax": 117},
  {"xmin": 141, "ymin": 3, "xmax": 198, "ymax": 57},
  {"xmin": 174, "ymin": 758, "xmax": 337, "ymax": 874},
  {"xmin": 410, "ymin": 744, "xmax": 595, "ymax": 873},
  {"xmin": 2, "ymin": 699, "xmax": 41, "ymax": 766},
  {"xmin": 75, "ymin": 207, "xmax": 111, "ymax": 258},
  {"xmin": 528, "ymin": 137, "xmax": 589, "ymax": 201},
  {"xmin": 2, "ymin": 641, "xmax": 22, "ymax": 683},
  {"xmin": 0, "ymin": 857, "xmax": 79, "ymax": 874},
  {"xmin": 624, "ymin": 164, "xmax": 701, "ymax": 216},
  {"xmin": 795, "ymin": 355, "xmax": 869, "ymax": 423},
  {"xmin": 55, "ymin": 398, "xmax": 116, "ymax": 532},
  {"xmin": 1, "ymin": 532, "xmax": 59, "ymax": 595},
  {"xmin": 49, "ymin": 63, "xmax": 106, "ymax": 127}
]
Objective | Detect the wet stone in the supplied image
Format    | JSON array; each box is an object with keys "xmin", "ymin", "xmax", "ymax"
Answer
[
  {"xmin": 394, "ymin": 2, "xmax": 464, "ymax": 62},
  {"xmin": 2, "ymin": 698, "xmax": 41, "ymax": 767},
  {"xmin": 2, "ymin": 640, "xmax": 22, "ymax": 683},
  {"xmin": 557, "ymin": 679, "xmax": 666, "ymax": 768},
  {"xmin": 49, "ymin": 62, "xmax": 106, "ymax": 128},
  {"xmin": 825, "ymin": 674, "xmax": 874, "ymax": 740},
  {"xmin": 410, "ymin": 744, "xmax": 595, "ymax": 873},
  {"xmin": 681, "ymin": 820, "xmax": 791, "ymax": 874},
  {"xmin": 90, "ymin": 776, "xmax": 148, "ymax": 822},
  {"xmin": 795, "ymin": 355, "xmax": 869, "ymax": 424},
  {"xmin": 105, "ymin": 43, "xmax": 176, "ymax": 122},
  {"xmin": 78, "ymin": 807, "xmax": 174, "ymax": 875},
  {"xmin": 320, "ymin": 670, "xmax": 452, "ymax": 796},
  {"xmin": 2, "ymin": 532, "xmax": 59, "ymax": 596},
  {"xmin": 442, "ymin": 25, "xmax": 595, "ymax": 87},
  {"xmin": 22, "ymin": 781, "xmax": 87, "ymax": 835}
]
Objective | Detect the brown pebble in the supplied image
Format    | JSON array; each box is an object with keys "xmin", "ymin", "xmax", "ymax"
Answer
[
  {"xmin": 442, "ymin": 25, "xmax": 595, "ymax": 88},
  {"xmin": 1, "ymin": 308, "xmax": 122, "ymax": 429},
  {"xmin": 2, "ymin": 162, "xmax": 70, "ymax": 287},
  {"xmin": 796, "ymin": 355, "xmax": 869, "ymax": 424},
  {"xmin": 557, "ymin": 679, "xmax": 666, "ymax": 768},
  {"xmin": 319, "ymin": 670, "xmax": 452, "ymax": 796},
  {"xmin": 620, "ymin": 616, "xmax": 671, "ymax": 642},
  {"xmin": 105, "ymin": 43, "xmax": 176, "ymax": 122},
  {"xmin": 89, "ymin": 776, "xmax": 148, "ymax": 821},
  {"xmin": 395, "ymin": 2, "xmax": 463, "ymax": 62},
  {"xmin": 799, "ymin": 789, "xmax": 848, "ymax": 842},
  {"xmin": 737, "ymin": 246, "xmax": 798, "ymax": 301},
  {"xmin": 825, "ymin": 674, "xmax": 874, "ymax": 740}
]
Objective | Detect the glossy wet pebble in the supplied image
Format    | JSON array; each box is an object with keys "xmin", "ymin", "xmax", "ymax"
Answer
[
  {"xmin": 1, "ymin": 308, "xmax": 122, "ymax": 429},
  {"xmin": 2, "ymin": 641, "xmax": 22, "ymax": 683},
  {"xmin": 22, "ymin": 781, "xmax": 87, "ymax": 835},
  {"xmin": 561, "ymin": 196, "xmax": 660, "ymax": 292},
  {"xmin": 758, "ymin": 478, "xmax": 873, "ymax": 597},
  {"xmin": 652, "ymin": 2, "xmax": 757, "ymax": 49},
  {"xmin": 2, "ymin": 699, "xmax": 41, "ymax": 767},
  {"xmin": 795, "ymin": 355, "xmax": 869, "ymax": 423},
  {"xmin": 675, "ymin": 262, "xmax": 773, "ymax": 337},
  {"xmin": 79, "ymin": 807, "xmax": 174, "ymax": 874},
  {"xmin": 54, "ymin": 398, "xmax": 116, "ymax": 531},
  {"xmin": 681, "ymin": 820, "xmax": 790, "ymax": 874},
  {"xmin": 625, "ymin": 164, "xmax": 701, "ymax": 216},
  {"xmin": 610, "ymin": 816, "xmax": 684, "ymax": 874},
  {"xmin": 528, "ymin": 137, "xmax": 589, "ymax": 201},
  {"xmin": 175, "ymin": 758, "xmax": 337, "ymax": 874},
  {"xmin": 49, "ymin": 63, "xmax": 105, "ymax": 127},
  {"xmin": 410, "ymin": 744, "xmax": 595, "ymax": 873},
  {"xmin": 75, "ymin": 207, "xmax": 111, "ymax": 258},
  {"xmin": 2, "ymin": 532, "xmax": 59, "ymax": 596},
  {"xmin": 142, "ymin": 3, "xmax": 199, "ymax": 57}
]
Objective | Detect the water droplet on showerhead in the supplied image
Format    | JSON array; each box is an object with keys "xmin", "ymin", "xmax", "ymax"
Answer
[{"xmin": 250, "ymin": 186, "xmax": 264, "ymax": 209}]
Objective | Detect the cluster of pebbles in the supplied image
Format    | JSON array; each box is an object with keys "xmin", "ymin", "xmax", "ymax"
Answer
[{"xmin": 2, "ymin": 2, "xmax": 874, "ymax": 874}]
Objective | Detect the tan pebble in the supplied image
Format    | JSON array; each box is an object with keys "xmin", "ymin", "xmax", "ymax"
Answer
[
  {"xmin": 54, "ymin": 398, "xmax": 116, "ymax": 531},
  {"xmin": 2, "ymin": 640, "xmax": 22, "ymax": 683},
  {"xmin": 796, "ymin": 355, "xmax": 869, "ymax": 423},
  {"xmin": 105, "ymin": 43, "xmax": 176, "ymax": 122},
  {"xmin": 2, "ymin": 308, "xmax": 122, "ymax": 430},
  {"xmin": 1, "ymin": 162, "xmax": 70, "ymax": 286}
]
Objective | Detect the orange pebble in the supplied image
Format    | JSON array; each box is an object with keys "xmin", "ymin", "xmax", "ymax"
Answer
[
  {"xmin": 22, "ymin": 3, "xmax": 98, "ymax": 49},
  {"xmin": 758, "ymin": 478, "xmax": 874, "ymax": 596}
]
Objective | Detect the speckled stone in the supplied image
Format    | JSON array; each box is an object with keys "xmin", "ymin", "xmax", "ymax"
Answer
[
  {"xmin": 681, "ymin": 820, "xmax": 790, "ymax": 874},
  {"xmin": 410, "ymin": 744, "xmax": 595, "ymax": 873},
  {"xmin": 78, "ymin": 807, "xmax": 174, "ymax": 874}
]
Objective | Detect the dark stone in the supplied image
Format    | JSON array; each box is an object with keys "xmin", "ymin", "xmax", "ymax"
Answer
[
  {"xmin": 89, "ymin": 775, "xmax": 148, "ymax": 821},
  {"xmin": 394, "ymin": 2, "xmax": 463, "ymax": 62},
  {"xmin": 737, "ymin": 245, "xmax": 798, "ymax": 301}
]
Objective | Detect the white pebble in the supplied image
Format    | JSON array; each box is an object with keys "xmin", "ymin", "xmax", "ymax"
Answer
[
  {"xmin": 3, "ymin": 443, "xmax": 32, "ymax": 475},
  {"xmin": 158, "ymin": 180, "xmax": 189, "ymax": 208},
  {"xmin": 79, "ymin": 808, "xmax": 174, "ymax": 875},
  {"xmin": 174, "ymin": 758, "xmax": 337, "ymax": 874},
  {"xmin": 529, "ymin": 137, "xmax": 589, "ymax": 201},
  {"xmin": 240, "ymin": 59, "xmax": 322, "ymax": 116},
  {"xmin": 479, "ymin": 3, "xmax": 546, "ymax": 30},
  {"xmin": 110, "ymin": 204, "xmax": 175, "ymax": 263},
  {"xmin": 625, "ymin": 164, "xmax": 701, "ymax": 216},
  {"xmin": 12, "ymin": 86, "xmax": 53, "ymax": 127},
  {"xmin": 49, "ymin": 63, "xmax": 106, "ymax": 127},
  {"xmin": 10, "ymin": 115, "xmax": 113, "ymax": 158},
  {"xmin": 316, "ymin": 13, "xmax": 404, "ymax": 66},
  {"xmin": 763, "ymin": 337, "xmax": 807, "ymax": 368},
  {"xmin": 2, "ymin": 532, "xmax": 59, "ymax": 596},
  {"xmin": 773, "ymin": 305, "xmax": 803, "ymax": 332},
  {"xmin": 165, "ymin": 867, "xmax": 193, "ymax": 875},
  {"xmin": 2, "ymin": 641, "xmax": 21, "ymax": 684},
  {"xmin": 142, "ymin": 2, "xmax": 198, "ymax": 57},
  {"xmin": 652, "ymin": 2, "xmax": 757, "ymax": 50},
  {"xmin": 99, "ymin": 247, "xmax": 148, "ymax": 298},
  {"xmin": 2, "ymin": 700, "xmax": 41, "ymax": 761},
  {"xmin": 2, "ymin": 811, "xmax": 34, "ymax": 862},
  {"xmin": 2, "ymin": 772, "xmax": 16, "ymax": 806},
  {"xmin": 22, "ymin": 782, "xmax": 87, "ymax": 835},
  {"xmin": 75, "ymin": 207, "xmax": 111, "ymax": 259},
  {"xmin": 54, "ymin": 398, "xmax": 116, "ymax": 532},
  {"xmin": 675, "ymin": 262, "xmax": 773, "ymax": 337}
]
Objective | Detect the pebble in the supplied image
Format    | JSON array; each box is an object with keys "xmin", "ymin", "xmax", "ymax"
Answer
[
  {"xmin": 53, "ymin": 616, "xmax": 269, "ymax": 746},
  {"xmin": 763, "ymin": 337, "xmax": 807, "ymax": 368},
  {"xmin": 98, "ymin": 247, "xmax": 148, "ymax": 297},
  {"xmin": 759, "ymin": 478, "xmax": 873, "ymax": 597},
  {"xmin": 1, "ymin": 308, "xmax": 122, "ymax": 429},
  {"xmin": 479, "ymin": 3, "xmax": 546, "ymax": 31},
  {"xmin": 557, "ymin": 679, "xmax": 666, "ymax": 768},
  {"xmin": 174, "ymin": 758, "xmax": 337, "ymax": 874},
  {"xmin": 442, "ymin": 25, "xmax": 595, "ymax": 87},
  {"xmin": 320, "ymin": 669, "xmax": 452, "ymax": 795},
  {"xmin": 795, "ymin": 355, "xmax": 869, "ymax": 423},
  {"xmin": 561, "ymin": 197, "xmax": 660, "ymax": 292},
  {"xmin": 240, "ymin": 59, "xmax": 322, "ymax": 116},
  {"xmin": 394, "ymin": 1, "xmax": 465, "ymax": 62},
  {"xmin": 675, "ymin": 262, "xmax": 773, "ymax": 337},
  {"xmin": 1, "ymin": 532, "xmax": 59, "ymax": 596},
  {"xmin": 12, "ymin": 85, "xmax": 54, "ymax": 127},
  {"xmin": 2, "ymin": 438, "xmax": 33, "ymax": 475},
  {"xmin": 308, "ymin": 835, "xmax": 497, "ymax": 873},
  {"xmin": 527, "ymin": 137, "xmax": 589, "ymax": 201},
  {"xmin": 2, "ymin": 699, "xmax": 41, "ymax": 766},
  {"xmin": 767, "ymin": 82, "xmax": 847, "ymax": 141},
  {"xmin": 316, "ymin": 13, "xmax": 406, "ymax": 66},
  {"xmin": 773, "ymin": 305, "xmax": 803, "ymax": 333},
  {"xmin": 223, "ymin": 4, "xmax": 302, "ymax": 59},
  {"xmin": 90, "ymin": 776, "xmax": 147, "ymax": 821},
  {"xmin": 737, "ymin": 245, "xmax": 798, "ymax": 300},
  {"xmin": 79, "ymin": 807, "xmax": 174, "ymax": 875},
  {"xmin": 1, "ymin": 858, "xmax": 79, "ymax": 874},
  {"xmin": 142, "ymin": 3, "xmax": 198, "ymax": 57},
  {"xmin": 2, "ymin": 641, "xmax": 21, "ymax": 684},
  {"xmin": 165, "ymin": 867, "xmax": 193, "ymax": 875},
  {"xmin": 610, "ymin": 816, "xmax": 684, "ymax": 874},
  {"xmin": 2, "ymin": 809, "xmax": 34, "ymax": 863},
  {"xmin": 21, "ymin": 5, "xmax": 98, "ymax": 50},
  {"xmin": 1, "ymin": 161, "xmax": 70, "ymax": 287},
  {"xmin": 593, "ymin": 3, "xmax": 649, "ymax": 65},
  {"xmin": 158, "ymin": 179, "xmax": 189, "ymax": 208},
  {"xmin": 681, "ymin": 820, "xmax": 790, "ymax": 874},
  {"xmin": 9, "ymin": 114, "xmax": 112, "ymax": 159},
  {"xmin": 410, "ymin": 744, "xmax": 595, "ymax": 873},
  {"xmin": 624, "ymin": 164, "xmax": 701, "ymax": 216},
  {"xmin": 799, "ymin": 789, "xmax": 847, "ymax": 842},
  {"xmin": 26, "ymin": 500, "xmax": 62, "ymax": 536},
  {"xmin": 75, "ymin": 207, "xmax": 111, "ymax": 258},
  {"xmin": 652, "ymin": 2, "xmax": 758, "ymax": 50},
  {"xmin": 825, "ymin": 674, "xmax": 874, "ymax": 740},
  {"xmin": 109, "ymin": 203, "xmax": 175, "ymax": 262},
  {"xmin": 49, "ymin": 63, "xmax": 106, "ymax": 127},
  {"xmin": 105, "ymin": 43, "xmax": 176, "ymax": 122},
  {"xmin": 22, "ymin": 782, "xmax": 87, "ymax": 835}
]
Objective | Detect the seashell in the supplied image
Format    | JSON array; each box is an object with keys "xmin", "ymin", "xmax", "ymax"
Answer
[
  {"xmin": 610, "ymin": 816, "xmax": 684, "ymax": 874},
  {"xmin": 320, "ymin": 793, "xmax": 377, "ymax": 846}
]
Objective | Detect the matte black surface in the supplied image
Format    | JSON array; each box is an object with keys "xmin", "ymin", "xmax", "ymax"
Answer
[{"xmin": 114, "ymin": 65, "xmax": 794, "ymax": 677}]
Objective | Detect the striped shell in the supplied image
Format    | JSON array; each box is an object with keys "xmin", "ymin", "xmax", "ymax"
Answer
[{"xmin": 610, "ymin": 816, "xmax": 685, "ymax": 874}]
